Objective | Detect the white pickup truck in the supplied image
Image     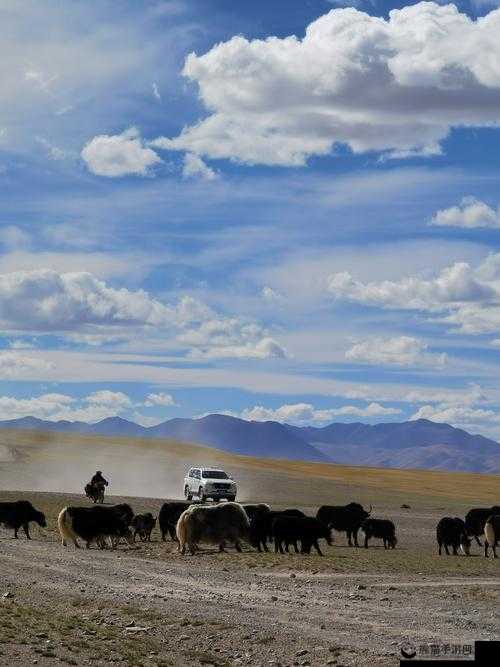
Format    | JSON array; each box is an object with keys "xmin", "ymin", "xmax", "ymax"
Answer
[{"xmin": 183, "ymin": 467, "xmax": 237, "ymax": 502}]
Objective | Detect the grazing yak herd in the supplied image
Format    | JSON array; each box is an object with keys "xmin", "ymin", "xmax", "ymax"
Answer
[{"xmin": 1, "ymin": 498, "xmax": 500, "ymax": 558}]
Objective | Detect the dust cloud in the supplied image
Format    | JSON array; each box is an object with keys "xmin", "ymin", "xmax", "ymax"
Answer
[
  {"xmin": 0, "ymin": 434, "xmax": 188, "ymax": 499},
  {"xmin": 0, "ymin": 430, "xmax": 264, "ymax": 502}
]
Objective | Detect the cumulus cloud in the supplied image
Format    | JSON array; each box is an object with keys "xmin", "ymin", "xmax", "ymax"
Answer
[
  {"xmin": 0, "ymin": 268, "xmax": 173, "ymax": 331},
  {"xmin": 85, "ymin": 390, "xmax": 132, "ymax": 409},
  {"xmin": 181, "ymin": 319, "xmax": 287, "ymax": 360},
  {"xmin": 328, "ymin": 255, "xmax": 500, "ymax": 334},
  {"xmin": 81, "ymin": 127, "xmax": 161, "ymax": 177},
  {"xmin": 182, "ymin": 153, "xmax": 217, "ymax": 180},
  {"xmin": 143, "ymin": 392, "xmax": 176, "ymax": 407},
  {"xmin": 328, "ymin": 262, "xmax": 493, "ymax": 311},
  {"xmin": 430, "ymin": 196, "xmax": 500, "ymax": 228},
  {"xmin": 0, "ymin": 269, "xmax": 285, "ymax": 360},
  {"xmin": 407, "ymin": 382, "xmax": 500, "ymax": 437},
  {"xmin": 0, "ymin": 388, "xmax": 176, "ymax": 424},
  {"xmin": 241, "ymin": 401, "xmax": 400, "ymax": 424},
  {"xmin": 411, "ymin": 403, "xmax": 500, "ymax": 438},
  {"xmin": 152, "ymin": 3, "xmax": 500, "ymax": 166},
  {"xmin": 0, "ymin": 391, "xmax": 129, "ymax": 423},
  {"xmin": 345, "ymin": 336, "xmax": 447, "ymax": 367}
]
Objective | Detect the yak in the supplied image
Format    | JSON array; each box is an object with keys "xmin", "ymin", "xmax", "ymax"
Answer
[
  {"xmin": 0, "ymin": 500, "xmax": 46, "ymax": 539},
  {"xmin": 272, "ymin": 516, "xmax": 332, "ymax": 556},
  {"xmin": 436, "ymin": 517, "xmax": 471, "ymax": 556},
  {"xmin": 176, "ymin": 502, "xmax": 249, "ymax": 555},
  {"xmin": 131, "ymin": 513, "xmax": 156, "ymax": 542},
  {"xmin": 58, "ymin": 505, "xmax": 133, "ymax": 549},
  {"xmin": 360, "ymin": 518, "xmax": 397, "ymax": 549},
  {"xmin": 249, "ymin": 509, "xmax": 305, "ymax": 552},
  {"xmin": 159, "ymin": 501, "xmax": 191, "ymax": 541},
  {"xmin": 465, "ymin": 506, "xmax": 500, "ymax": 546},
  {"xmin": 316, "ymin": 503, "xmax": 371, "ymax": 547},
  {"xmin": 241, "ymin": 503, "xmax": 271, "ymax": 522}
]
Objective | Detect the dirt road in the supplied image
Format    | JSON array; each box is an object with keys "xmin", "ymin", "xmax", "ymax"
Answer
[{"xmin": 1, "ymin": 492, "xmax": 499, "ymax": 666}]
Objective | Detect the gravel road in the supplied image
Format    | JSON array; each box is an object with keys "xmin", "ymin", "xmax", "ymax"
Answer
[{"xmin": 1, "ymin": 500, "xmax": 498, "ymax": 667}]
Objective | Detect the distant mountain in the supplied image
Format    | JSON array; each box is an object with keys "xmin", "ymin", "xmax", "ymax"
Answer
[
  {"xmin": 147, "ymin": 414, "xmax": 328, "ymax": 462},
  {"xmin": 1, "ymin": 414, "xmax": 499, "ymax": 473},
  {"xmin": 287, "ymin": 419, "xmax": 500, "ymax": 473},
  {"xmin": 0, "ymin": 415, "xmax": 146, "ymax": 438}
]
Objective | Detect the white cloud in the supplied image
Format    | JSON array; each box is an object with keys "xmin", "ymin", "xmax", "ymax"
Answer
[
  {"xmin": 405, "ymin": 383, "xmax": 485, "ymax": 407},
  {"xmin": 328, "ymin": 262, "xmax": 493, "ymax": 311},
  {"xmin": 65, "ymin": 333, "xmax": 129, "ymax": 347},
  {"xmin": 430, "ymin": 196, "xmax": 500, "ymax": 229},
  {"xmin": 143, "ymin": 392, "xmax": 176, "ymax": 407},
  {"xmin": 189, "ymin": 337, "xmax": 286, "ymax": 360},
  {"xmin": 152, "ymin": 82, "xmax": 161, "ymax": 101},
  {"xmin": 411, "ymin": 403, "xmax": 500, "ymax": 436},
  {"xmin": 408, "ymin": 382, "xmax": 500, "ymax": 438},
  {"xmin": 36, "ymin": 137, "xmax": 73, "ymax": 162},
  {"xmin": 0, "ymin": 393, "xmax": 73, "ymax": 421},
  {"xmin": 8, "ymin": 339, "xmax": 35, "ymax": 350},
  {"xmin": 182, "ymin": 153, "xmax": 218, "ymax": 181},
  {"xmin": 0, "ymin": 352, "xmax": 53, "ymax": 379},
  {"xmin": 180, "ymin": 318, "xmax": 287, "ymax": 360},
  {"xmin": 0, "ymin": 268, "xmax": 174, "ymax": 332},
  {"xmin": 328, "ymin": 254, "xmax": 500, "ymax": 334},
  {"xmin": 0, "ymin": 391, "xmax": 127, "ymax": 423},
  {"xmin": 81, "ymin": 127, "xmax": 161, "ymax": 177},
  {"xmin": 241, "ymin": 400, "xmax": 400, "ymax": 424},
  {"xmin": 152, "ymin": 3, "xmax": 500, "ymax": 166},
  {"xmin": 131, "ymin": 412, "xmax": 164, "ymax": 427},
  {"xmin": 85, "ymin": 390, "xmax": 132, "ymax": 409},
  {"xmin": 345, "ymin": 335, "xmax": 447, "ymax": 367},
  {"xmin": 0, "ymin": 269, "xmax": 285, "ymax": 360},
  {"xmin": 331, "ymin": 402, "xmax": 402, "ymax": 417},
  {"xmin": 0, "ymin": 388, "xmax": 178, "ymax": 424}
]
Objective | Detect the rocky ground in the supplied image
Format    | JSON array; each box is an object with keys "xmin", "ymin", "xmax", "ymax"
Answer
[{"xmin": 0, "ymin": 491, "xmax": 499, "ymax": 666}]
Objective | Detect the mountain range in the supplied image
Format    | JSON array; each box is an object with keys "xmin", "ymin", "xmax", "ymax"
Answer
[{"xmin": 0, "ymin": 414, "xmax": 499, "ymax": 473}]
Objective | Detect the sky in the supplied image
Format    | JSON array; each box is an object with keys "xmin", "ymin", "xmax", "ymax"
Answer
[{"xmin": 2, "ymin": 0, "xmax": 500, "ymax": 438}]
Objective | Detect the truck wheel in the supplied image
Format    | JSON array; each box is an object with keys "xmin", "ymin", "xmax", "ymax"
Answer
[
  {"xmin": 184, "ymin": 485, "xmax": 193, "ymax": 501},
  {"xmin": 198, "ymin": 487, "xmax": 206, "ymax": 501}
]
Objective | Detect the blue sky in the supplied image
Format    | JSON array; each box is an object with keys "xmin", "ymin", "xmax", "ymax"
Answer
[{"xmin": 2, "ymin": 0, "xmax": 500, "ymax": 438}]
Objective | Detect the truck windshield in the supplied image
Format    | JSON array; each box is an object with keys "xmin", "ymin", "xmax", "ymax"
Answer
[{"xmin": 202, "ymin": 470, "xmax": 228, "ymax": 479}]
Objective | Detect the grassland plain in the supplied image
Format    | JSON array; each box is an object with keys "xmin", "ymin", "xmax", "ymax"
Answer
[{"xmin": 0, "ymin": 429, "xmax": 499, "ymax": 666}]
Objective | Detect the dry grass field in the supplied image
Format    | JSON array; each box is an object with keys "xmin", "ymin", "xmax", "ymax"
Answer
[{"xmin": 1, "ymin": 429, "xmax": 499, "ymax": 666}]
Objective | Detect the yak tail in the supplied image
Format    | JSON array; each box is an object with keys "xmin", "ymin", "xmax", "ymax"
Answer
[
  {"xmin": 176, "ymin": 510, "xmax": 189, "ymax": 554},
  {"xmin": 57, "ymin": 507, "xmax": 79, "ymax": 548},
  {"xmin": 484, "ymin": 518, "xmax": 496, "ymax": 548}
]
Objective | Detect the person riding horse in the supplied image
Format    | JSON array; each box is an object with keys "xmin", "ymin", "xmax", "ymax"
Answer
[{"xmin": 85, "ymin": 471, "xmax": 109, "ymax": 503}]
